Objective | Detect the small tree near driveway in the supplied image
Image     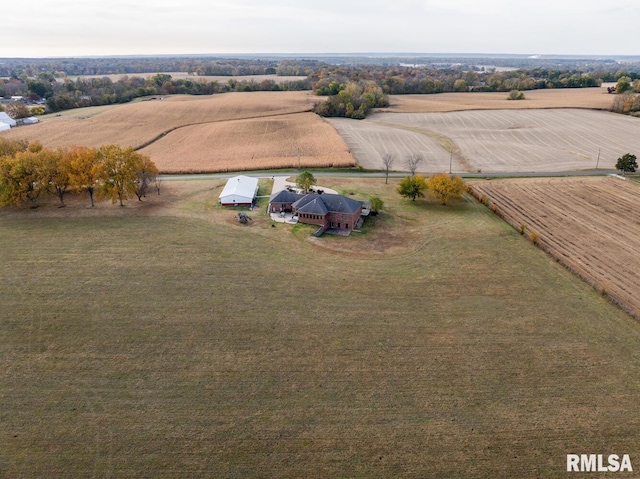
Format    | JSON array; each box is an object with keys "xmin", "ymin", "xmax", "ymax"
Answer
[{"xmin": 296, "ymin": 171, "xmax": 317, "ymax": 193}]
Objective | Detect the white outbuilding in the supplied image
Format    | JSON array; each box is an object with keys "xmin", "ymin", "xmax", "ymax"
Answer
[
  {"xmin": 219, "ymin": 175, "xmax": 259, "ymax": 206},
  {"xmin": 22, "ymin": 116, "xmax": 39, "ymax": 125},
  {"xmin": 0, "ymin": 122, "xmax": 10, "ymax": 132},
  {"xmin": 0, "ymin": 112, "xmax": 16, "ymax": 127}
]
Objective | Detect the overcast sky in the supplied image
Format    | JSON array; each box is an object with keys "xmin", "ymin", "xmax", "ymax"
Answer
[{"xmin": 2, "ymin": 0, "xmax": 638, "ymax": 58}]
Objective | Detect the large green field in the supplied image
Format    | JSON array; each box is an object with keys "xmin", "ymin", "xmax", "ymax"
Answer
[{"xmin": 1, "ymin": 178, "xmax": 639, "ymax": 478}]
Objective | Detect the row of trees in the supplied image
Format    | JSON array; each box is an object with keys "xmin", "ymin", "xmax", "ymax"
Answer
[
  {"xmin": 0, "ymin": 58, "xmax": 321, "ymax": 79},
  {"xmin": 43, "ymin": 74, "xmax": 311, "ymax": 112},
  {"xmin": 309, "ymin": 66, "xmax": 613, "ymax": 96},
  {"xmin": 397, "ymin": 174, "xmax": 465, "ymax": 205},
  {"xmin": 0, "ymin": 139, "xmax": 158, "ymax": 208}
]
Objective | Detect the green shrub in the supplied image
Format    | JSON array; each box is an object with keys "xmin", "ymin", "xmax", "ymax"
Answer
[{"xmin": 507, "ymin": 90, "xmax": 525, "ymax": 101}]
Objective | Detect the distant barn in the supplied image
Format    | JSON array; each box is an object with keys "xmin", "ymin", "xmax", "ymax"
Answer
[
  {"xmin": 0, "ymin": 112, "xmax": 16, "ymax": 127},
  {"xmin": 219, "ymin": 175, "xmax": 259, "ymax": 207}
]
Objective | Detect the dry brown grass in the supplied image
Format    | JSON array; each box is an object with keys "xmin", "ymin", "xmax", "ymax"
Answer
[
  {"xmin": 0, "ymin": 91, "xmax": 318, "ymax": 150},
  {"xmin": 140, "ymin": 112, "xmax": 354, "ymax": 173},
  {"xmin": 386, "ymin": 87, "xmax": 615, "ymax": 113}
]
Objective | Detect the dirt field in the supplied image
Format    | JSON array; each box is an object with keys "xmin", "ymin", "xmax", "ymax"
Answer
[
  {"xmin": 140, "ymin": 113, "xmax": 353, "ymax": 173},
  {"xmin": 2, "ymin": 177, "xmax": 640, "ymax": 477},
  {"xmin": 332, "ymin": 109, "xmax": 640, "ymax": 172},
  {"xmin": 470, "ymin": 176, "xmax": 640, "ymax": 316},
  {"xmin": 386, "ymin": 87, "xmax": 615, "ymax": 113}
]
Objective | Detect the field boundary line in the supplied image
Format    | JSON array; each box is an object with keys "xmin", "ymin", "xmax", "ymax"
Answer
[{"xmin": 133, "ymin": 108, "xmax": 314, "ymax": 151}]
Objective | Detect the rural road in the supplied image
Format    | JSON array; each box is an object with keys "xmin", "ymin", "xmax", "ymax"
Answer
[{"xmin": 159, "ymin": 169, "xmax": 619, "ymax": 182}]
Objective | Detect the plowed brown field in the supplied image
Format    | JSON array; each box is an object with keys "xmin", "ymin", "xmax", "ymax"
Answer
[
  {"xmin": 140, "ymin": 112, "xmax": 353, "ymax": 173},
  {"xmin": 470, "ymin": 176, "xmax": 640, "ymax": 316}
]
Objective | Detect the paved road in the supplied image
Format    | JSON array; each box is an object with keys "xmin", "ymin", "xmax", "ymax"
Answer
[{"xmin": 160, "ymin": 169, "xmax": 619, "ymax": 182}]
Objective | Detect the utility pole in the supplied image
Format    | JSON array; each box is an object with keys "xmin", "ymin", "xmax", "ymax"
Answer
[
  {"xmin": 449, "ymin": 150, "xmax": 453, "ymax": 174},
  {"xmin": 297, "ymin": 147, "xmax": 301, "ymax": 170},
  {"xmin": 596, "ymin": 148, "xmax": 601, "ymax": 169}
]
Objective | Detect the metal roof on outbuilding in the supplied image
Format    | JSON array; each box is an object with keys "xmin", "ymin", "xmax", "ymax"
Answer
[{"xmin": 219, "ymin": 175, "xmax": 259, "ymax": 203}]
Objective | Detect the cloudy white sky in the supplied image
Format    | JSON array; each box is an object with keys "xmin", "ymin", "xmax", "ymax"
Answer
[{"xmin": 2, "ymin": 0, "xmax": 638, "ymax": 57}]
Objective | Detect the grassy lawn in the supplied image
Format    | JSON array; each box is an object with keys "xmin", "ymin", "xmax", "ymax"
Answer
[{"xmin": 1, "ymin": 178, "xmax": 639, "ymax": 478}]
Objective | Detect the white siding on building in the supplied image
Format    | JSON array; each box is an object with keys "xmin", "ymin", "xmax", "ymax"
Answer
[{"xmin": 219, "ymin": 175, "xmax": 259, "ymax": 205}]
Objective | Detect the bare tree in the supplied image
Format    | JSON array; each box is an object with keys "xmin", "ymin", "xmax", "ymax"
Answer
[
  {"xmin": 381, "ymin": 153, "xmax": 395, "ymax": 184},
  {"xmin": 404, "ymin": 153, "xmax": 424, "ymax": 176}
]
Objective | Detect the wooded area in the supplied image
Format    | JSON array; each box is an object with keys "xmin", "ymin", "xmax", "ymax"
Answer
[{"xmin": 2, "ymin": 56, "xmax": 640, "ymax": 118}]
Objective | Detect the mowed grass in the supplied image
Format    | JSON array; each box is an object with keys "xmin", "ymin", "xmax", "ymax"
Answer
[{"xmin": 2, "ymin": 179, "xmax": 640, "ymax": 478}]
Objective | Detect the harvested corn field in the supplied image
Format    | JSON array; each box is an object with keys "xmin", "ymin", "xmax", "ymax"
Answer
[
  {"xmin": 470, "ymin": 176, "xmax": 640, "ymax": 316},
  {"xmin": 386, "ymin": 87, "xmax": 614, "ymax": 113},
  {"xmin": 140, "ymin": 112, "xmax": 354, "ymax": 173},
  {"xmin": 334, "ymin": 109, "xmax": 640, "ymax": 172}
]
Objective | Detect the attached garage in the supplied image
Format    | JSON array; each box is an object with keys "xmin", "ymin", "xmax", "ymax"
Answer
[{"xmin": 219, "ymin": 175, "xmax": 259, "ymax": 206}]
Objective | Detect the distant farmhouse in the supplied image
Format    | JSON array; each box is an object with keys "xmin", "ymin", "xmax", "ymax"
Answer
[
  {"xmin": 269, "ymin": 189, "xmax": 368, "ymax": 236},
  {"xmin": 219, "ymin": 175, "xmax": 259, "ymax": 207}
]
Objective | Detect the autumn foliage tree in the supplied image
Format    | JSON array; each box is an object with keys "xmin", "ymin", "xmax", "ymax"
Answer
[
  {"xmin": 0, "ymin": 139, "xmax": 159, "ymax": 208},
  {"xmin": 0, "ymin": 149, "xmax": 47, "ymax": 207},
  {"xmin": 426, "ymin": 173, "xmax": 466, "ymax": 205},
  {"xmin": 68, "ymin": 146, "xmax": 100, "ymax": 207},
  {"xmin": 133, "ymin": 154, "xmax": 159, "ymax": 201},
  {"xmin": 96, "ymin": 145, "xmax": 142, "ymax": 206},
  {"xmin": 42, "ymin": 148, "xmax": 74, "ymax": 207},
  {"xmin": 397, "ymin": 175, "xmax": 428, "ymax": 201}
]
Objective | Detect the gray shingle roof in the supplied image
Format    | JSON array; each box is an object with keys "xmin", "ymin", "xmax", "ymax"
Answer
[
  {"xmin": 292, "ymin": 193, "xmax": 362, "ymax": 215},
  {"xmin": 294, "ymin": 195, "xmax": 329, "ymax": 215},
  {"xmin": 269, "ymin": 190, "xmax": 304, "ymax": 203}
]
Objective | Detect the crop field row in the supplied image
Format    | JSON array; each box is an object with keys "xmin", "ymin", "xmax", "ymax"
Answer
[
  {"xmin": 140, "ymin": 113, "xmax": 353, "ymax": 173},
  {"xmin": 2, "ymin": 91, "xmax": 318, "ymax": 150},
  {"xmin": 470, "ymin": 176, "xmax": 640, "ymax": 315},
  {"xmin": 0, "ymin": 91, "xmax": 358, "ymax": 173},
  {"xmin": 335, "ymin": 109, "xmax": 640, "ymax": 172}
]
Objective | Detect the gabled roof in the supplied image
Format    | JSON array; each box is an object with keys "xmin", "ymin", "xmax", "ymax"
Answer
[
  {"xmin": 219, "ymin": 175, "xmax": 259, "ymax": 200},
  {"xmin": 269, "ymin": 189, "xmax": 304, "ymax": 203}
]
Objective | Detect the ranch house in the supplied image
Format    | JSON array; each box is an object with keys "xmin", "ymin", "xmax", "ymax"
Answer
[{"xmin": 269, "ymin": 190, "xmax": 365, "ymax": 235}]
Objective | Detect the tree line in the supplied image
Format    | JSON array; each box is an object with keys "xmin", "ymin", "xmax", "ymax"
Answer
[
  {"xmin": 0, "ymin": 58, "xmax": 320, "ymax": 79},
  {"xmin": 0, "ymin": 139, "xmax": 158, "ymax": 208},
  {"xmin": 309, "ymin": 65, "xmax": 615, "ymax": 95},
  {"xmin": 32, "ymin": 75, "xmax": 310, "ymax": 113}
]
